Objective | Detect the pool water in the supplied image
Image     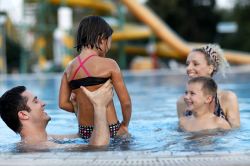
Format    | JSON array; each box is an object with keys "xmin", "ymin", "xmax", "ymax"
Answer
[{"xmin": 0, "ymin": 70, "xmax": 250, "ymax": 153}]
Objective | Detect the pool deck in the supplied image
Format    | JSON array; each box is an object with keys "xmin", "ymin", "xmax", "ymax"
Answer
[{"xmin": 1, "ymin": 150, "xmax": 250, "ymax": 166}]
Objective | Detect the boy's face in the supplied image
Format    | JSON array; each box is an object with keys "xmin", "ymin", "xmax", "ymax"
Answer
[{"xmin": 184, "ymin": 82, "xmax": 208, "ymax": 111}]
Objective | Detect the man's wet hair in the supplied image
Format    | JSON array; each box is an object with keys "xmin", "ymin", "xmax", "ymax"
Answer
[{"xmin": 0, "ymin": 86, "xmax": 30, "ymax": 133}]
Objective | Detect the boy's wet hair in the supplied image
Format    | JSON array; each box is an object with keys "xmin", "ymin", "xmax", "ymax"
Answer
[
  {"xmin": 0, "ymin": 86, "xmax": 30, "ymax": 133},
  {"xmin": 188, "ymin": 76, "xmax": 217, "ymax": 97},
  {"xmin": 76, "ymin": 15, "xmax": 113, "ymax": 52}
]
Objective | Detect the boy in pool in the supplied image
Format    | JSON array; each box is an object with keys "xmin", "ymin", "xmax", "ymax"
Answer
[
  {"xmin": 59, "ymin": 16, "xmax": 132, "ymax": 139},
  {"xmin": 179, "ymin": 77, "xmax": 231, "ymax": 132}
]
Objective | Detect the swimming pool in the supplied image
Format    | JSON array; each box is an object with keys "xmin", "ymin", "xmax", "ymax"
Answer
[{"xmin": 0, "ymin": 69, "xmax": 250, "ymax": 153}]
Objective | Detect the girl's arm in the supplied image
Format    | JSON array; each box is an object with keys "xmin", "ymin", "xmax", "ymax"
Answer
[
  {"xmin": 59, "ymin": 72, "xmax": 74, "ymax": 113},
  {"xmin": 110, "ymin": 60, "xmax": 132, "ymax": 129}
]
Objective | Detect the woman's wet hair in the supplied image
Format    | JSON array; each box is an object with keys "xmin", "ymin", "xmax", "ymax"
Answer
[
  {"xmin": 75, "ymin": 15, "xmax": 113, "ymax": 52},
  {"xmin": 188, "ymin": 76, "xmax": 217, "ymax": 97},
  {"xmin": 192, "ymin": 44, "xmax": 229, "ymax": 77}
]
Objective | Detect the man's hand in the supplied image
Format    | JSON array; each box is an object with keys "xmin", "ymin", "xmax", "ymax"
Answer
[{"xmin": 80, "ymin": 79, "xmax": 113, "ymax": 108}]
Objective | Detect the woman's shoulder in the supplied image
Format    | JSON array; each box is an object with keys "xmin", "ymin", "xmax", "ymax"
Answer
[
  {"xmin": 177, "ymin": 95, "xmax": 185, "ymax": 105},
  {"xmin": 219, "ymin": 90, "xmax": 238, "ymax": 101}
]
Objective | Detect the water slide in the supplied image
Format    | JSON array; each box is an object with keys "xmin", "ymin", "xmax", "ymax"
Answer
[
  {"xmin": 121, "ymin": 0, "xmax": 250, "ymax": 64},
  {"xmin": 49, "ymin": 0, "xmax": 116, "ymax": 13},
  {"xmin": 49, "ymin": 0, "xmax": 250, "ymax": 64}
]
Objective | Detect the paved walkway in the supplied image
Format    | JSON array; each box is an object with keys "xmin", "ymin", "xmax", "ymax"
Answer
[{"xmin": 1, "ymin": 150, "xmax": 250, "ymax": 166}]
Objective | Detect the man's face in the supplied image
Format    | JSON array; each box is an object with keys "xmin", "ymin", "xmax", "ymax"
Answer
[{"xmin": 21, "ymin": 90, "xmax": 51, "ymax": 127}]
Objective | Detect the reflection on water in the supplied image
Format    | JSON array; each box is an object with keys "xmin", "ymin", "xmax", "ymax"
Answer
[
  {"xmin": 0, "ymin": 71, "xmax": 250, "ymax": 153},
  {"xmin": 15, "ymin": 139, "xmax": 109, "ymax": 153}
]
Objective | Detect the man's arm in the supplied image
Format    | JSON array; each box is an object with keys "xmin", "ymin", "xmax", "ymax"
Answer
[{"xmin": 81, "ymin": 80, "xmax": 113, "ymax": 146}]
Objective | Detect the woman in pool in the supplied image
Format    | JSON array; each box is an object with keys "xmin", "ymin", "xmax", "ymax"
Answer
[
  {"xmin": 59, "ymin": 16, "xmax": 132, "ymax": 139},
  {"xmin": 177, "ymin": 44, "xmax": 240, "ymax": 128}
]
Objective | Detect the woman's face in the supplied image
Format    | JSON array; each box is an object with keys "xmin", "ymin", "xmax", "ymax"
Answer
[{"xmin": 186, "ymin": 51, "xmax": 214, "ymax": 79}]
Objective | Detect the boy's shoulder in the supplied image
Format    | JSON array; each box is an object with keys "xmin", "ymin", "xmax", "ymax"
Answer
[
  {"xmin": 179, "ymin": 115, "xmax": 197, "ymax": 131},
  {"xmin": 179, "ymin": 114, "xmax": 193, "ymax": 125}
]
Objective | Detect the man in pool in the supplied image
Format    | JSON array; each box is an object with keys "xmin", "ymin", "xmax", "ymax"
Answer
[{"xmin": 0, "ymin": 80, "xmax": 113, "ymax": 148}]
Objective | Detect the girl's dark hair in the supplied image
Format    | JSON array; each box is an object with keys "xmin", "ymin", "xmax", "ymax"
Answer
[{"xmin": 76, "ymin": 15, "xmax": 113, "ymax": 52}]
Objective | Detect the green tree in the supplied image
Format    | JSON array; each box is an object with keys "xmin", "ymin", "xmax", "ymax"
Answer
[
  {"xmin": 146, "ymin": 0, "xmax": 219, "ymax": 42},
  {"xmin": 217, "ymin": 0, "xmax": 250, "ymax": 52}
]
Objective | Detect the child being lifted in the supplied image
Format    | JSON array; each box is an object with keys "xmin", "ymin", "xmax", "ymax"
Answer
[{"xmin": 59, "ymin": 16, "xmax": 132, "ymax": 139}]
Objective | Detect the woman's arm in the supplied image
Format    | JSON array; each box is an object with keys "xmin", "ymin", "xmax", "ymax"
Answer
[
  {"xmin": 176, "ymin": 96, "xmax": 187, "ymax": 119},
  {"xmin": 59, "ymin": 72, "xmax": 74, "ymax": 113},
  {"xmin": 222, "ymin": 91, "xmax": 240, "ymax": 128},
  {"xmin": 110, "ymin": 60, "xmax": 132, "ymax": 132}
]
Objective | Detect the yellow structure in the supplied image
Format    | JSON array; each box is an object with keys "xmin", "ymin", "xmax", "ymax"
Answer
[
  {"xmin": 121, "ymin": 0, "xmax": 250, "ymax": 64},
  {"xmin": 112, "ymin": 24, "xmax": 152, "ymax": 41},
  {"xmin": 49, "ymin": 0, "xmax": 116, "ymax": 13},
  {"xmin": 49, "ymin": 0, "xmax": 250, "ymax": 65},
  {"xmin": 34, "ymin": 37, "xmax": 47, "ymax": 70}
]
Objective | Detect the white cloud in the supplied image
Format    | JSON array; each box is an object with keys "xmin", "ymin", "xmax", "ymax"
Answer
[
  {"xmin": 216, "ymin": 0, "xmax": 236, "ymax": 9},
  {"xmin": 0, "ymin": 0, "xmax": 23, "ymax": 24}
]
